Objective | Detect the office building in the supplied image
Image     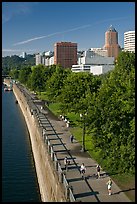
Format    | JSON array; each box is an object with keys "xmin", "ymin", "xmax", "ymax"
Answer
[
  {"xmin": 90, "ymin": 48, "xmax": 108, "ymax": 57},
  {"xmin": 124, "ymin": 31, "xmax": 135, "ymax": 53},
  {"xmin": 103, "ymin": 25, "xmax": 121, "ymax": 59},
  {"xmin": 35, "ymin": 53, "xmax": 43, "ymax": 65},
  {"xmin": 72, "ymin": 49, "xmax": 115, "ymax": 75},
  {"xmin": 54, "ymin": 42, "xmax": 77, "ymax": 68},
  {"xmin": 22, "ymin": 52, "xmax": 27, "ymax": 58}
]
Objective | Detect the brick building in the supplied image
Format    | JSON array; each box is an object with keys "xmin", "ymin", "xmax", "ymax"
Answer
[
  {"xmin": 54, "ymin": 42, "xmax": 77, "ymax": 68},
  {"xmin": 103, "ymin": 25, "xmax": 121, "ymax": 59}
]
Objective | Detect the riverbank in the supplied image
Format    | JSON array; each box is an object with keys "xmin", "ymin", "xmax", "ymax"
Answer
[{"xmin": 12, "ymin": 83, "xmax": 67, "ymax": 202}]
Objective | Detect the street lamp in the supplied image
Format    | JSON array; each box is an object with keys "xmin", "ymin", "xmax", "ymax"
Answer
[{"xmin": 80, "ymin": 113, "xmax": 87, "ymax": 152}]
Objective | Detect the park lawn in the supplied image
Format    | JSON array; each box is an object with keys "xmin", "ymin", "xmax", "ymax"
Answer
[{"xmin": 111, "ymin": 173, "xmax": 135, "ymax": 202}]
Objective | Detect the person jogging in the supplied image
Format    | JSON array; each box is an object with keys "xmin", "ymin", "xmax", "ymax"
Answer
[
  {"xmin": 96, "ymin": 164, "xmax": 101, "ymax": 178},
  {"xmin": 80, "ymin": 163, "xmax": 86, "ymax": 179},
  {"xmin": 106, "ymin": 178, "xmax": 113, "ymax": 195},
  {"xmin": 64, "ymin": 156, "xmax": 69, "ymax": 171}
]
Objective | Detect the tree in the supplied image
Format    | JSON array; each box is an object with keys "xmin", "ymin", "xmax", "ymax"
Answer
[
  {"xmin": 59, "ymin": 72, "xmax": 101, "ymax": 114},
  {"xmin": 18, "ymin": 66, "xmax": 32, "ymax": 85},
  {"xmin": 87, "ymin": 51, "xmax": 135, "ymax": 173},
  {"xmin": 30, "ymin": 64, "xmax": 46, "ymax": 92},
  {"xmin": 46, "ymin": 65, "xmax": 71, "ymax": 101},
  {"xmin": 9, "ymin": 68, "xmax": 19, "ymax": 79}
]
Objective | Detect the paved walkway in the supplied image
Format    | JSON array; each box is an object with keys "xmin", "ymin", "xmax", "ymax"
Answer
[{"xmin": 40, "ymin": 104, "xmax": 131, "ymax": 202}]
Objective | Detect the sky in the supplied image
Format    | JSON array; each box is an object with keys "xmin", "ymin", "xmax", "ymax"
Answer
[{"xmin": 2, "ymin": 2, "xmax": 135, "ymax": 57}]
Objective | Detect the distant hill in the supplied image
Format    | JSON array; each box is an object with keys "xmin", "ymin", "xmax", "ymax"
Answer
[{"xmin": 2, "ymin": 54, "xmax": 35, "ymax": 75}]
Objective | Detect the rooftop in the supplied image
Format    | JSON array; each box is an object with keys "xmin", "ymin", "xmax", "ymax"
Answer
[{"xmin": 107, "ymin": 25, "xmax": 117, "ymax": 32}]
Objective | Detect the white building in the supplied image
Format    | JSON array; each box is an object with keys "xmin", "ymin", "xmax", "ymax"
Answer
[
  {"xmin": 90, "ymin": 48, "xmax": 108, "ymax": 57},
  {"xmin": 22, "ymin": 52, "xmax": 27, "ymax": 58},
  {"xmin": 49, "ymin": 56, "xmax": 54, "ymax": 65},
  {"xmin": 44, "ymin": 51, "xmax": 54, "ymax": 66},
  {"xmin": 124, "ymin": 31, "xmax": 135, "ymax": 53},
  {"xmin": 35, "ymin": 53, "xmax": 43, "ymax": 65},
  {"xmin": 72, "ymin": 49, "xmax": 115, "ymax": 75},
  {"xmin": 90, "ymin": 65, "xmax": 114, "ymax": 75}
]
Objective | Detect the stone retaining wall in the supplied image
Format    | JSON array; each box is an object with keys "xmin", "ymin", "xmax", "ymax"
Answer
[{"xmin": 12, "ymin": 83, "xmax": 66, "ymax": 202}]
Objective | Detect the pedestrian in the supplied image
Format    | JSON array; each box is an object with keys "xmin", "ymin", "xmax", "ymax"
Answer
[
  {"xmin": 70, "ymin": 134, "xmax": 74, "ymax": 143},
  {"xmin": 64, "ymin": 157, "xmax": 69, "ymax": 171},
  {"xmin": 66, "ymin": 120, "xmax": 70, "ymax": 128},
  {"xmin": 80, "ymin": 163, "xmax": 86, "ymax": 179},
  {"xmin": 106, "ymin": 178, "xmax": 113, "ymax": 195},
  {"xmin": 96, "ymin": 164, "xmax": 101, "ymax": 178}
]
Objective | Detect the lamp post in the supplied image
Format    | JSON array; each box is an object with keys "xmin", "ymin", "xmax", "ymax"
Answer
[{"xmin": 80, "ymin": 113, "xmax": 86, "ymax": 152}]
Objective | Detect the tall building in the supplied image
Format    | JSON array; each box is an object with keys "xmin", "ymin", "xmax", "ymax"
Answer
[
  {"xmin": 124, "ymin": 31, "xmax": 135, "ymax": 53},
  {"xmin": 103, "ymin": 25, "xmax": 121, "ymax": 59},
  {"xmin": 54, "ymin": 42, "xmax": 77, "ymax": 68},
  {"xmin": 22, "ymin": 52, "xmax": 27, "ymax": 58},
  {"xmin": 35, "ymin": 53, "xmax": 42, "ymax": 65}
]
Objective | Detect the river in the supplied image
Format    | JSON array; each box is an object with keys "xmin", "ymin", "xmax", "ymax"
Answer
[{"xmin": 2, "ymin": 85, "xmax": 41, "ymax": 202}]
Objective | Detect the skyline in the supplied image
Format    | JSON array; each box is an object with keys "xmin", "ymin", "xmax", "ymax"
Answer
[{"xmin": 2, "ymin": 2, "xmax": 135, "ymax": 57}]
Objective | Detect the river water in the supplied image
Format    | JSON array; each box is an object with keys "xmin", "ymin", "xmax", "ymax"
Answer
[{"xmin": 2, "ymin": 85, "xmax": 41, "ymax": 202}]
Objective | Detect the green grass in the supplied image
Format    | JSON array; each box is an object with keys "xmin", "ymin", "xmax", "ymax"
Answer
[
  {"xmin": 111, "ymin": 173, "xmax": 135, "ymax": 202},
  {"xmin": 42, "ymin": 101, "xmax": 135, "ymax": 202},
  {"xmin": 37, "ymin": 92, "xmax": 49, "ymax": 101},
  {"xmin": 48, "ymin": 102, "xmax": 62, "ymax": 116}
]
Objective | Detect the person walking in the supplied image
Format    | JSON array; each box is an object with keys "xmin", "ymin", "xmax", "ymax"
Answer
[
  {"xmin": 70, "ymin": 134, "xmax": 74, "ymax": 143},
  {"xmin": 96, "ymin": 164, "xmax": 101, "ymax": 178},
  {"xmin": 80, "ymin": 163, "xmax": 86, "ymax": 179},
  {"xmin": 106, "ymin": 178, "xmax": 113, "ymax": 195},
  {"xmin": 64, "ymin": 157, "xmax": 69, "ymax": 171}
]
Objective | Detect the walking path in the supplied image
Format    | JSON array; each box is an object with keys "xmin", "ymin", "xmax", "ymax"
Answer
[{"xmin": 18, "ymin": 84, "xmax": 132, "ymax": 202}]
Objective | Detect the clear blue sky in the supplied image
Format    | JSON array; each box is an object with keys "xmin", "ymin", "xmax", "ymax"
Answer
[{"xmin": 2, "ymin": 2, "xmax": 135, "ymax": 57}]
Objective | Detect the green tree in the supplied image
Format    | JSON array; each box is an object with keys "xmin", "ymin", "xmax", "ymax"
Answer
[
  {"xmin": 88, "ymin": 51, "xmax": 135, "ymax": 174},
  {"xmin": 30, "ymin": 64, "xmax": 47, "ymax": 92},
  {"xmin": 9, "ymin": 68, "xmax": 19, "ymax": 79},
  {"xmin": 46, "ymin": 65, "xmax": 71, "ymax": 101},
  {"xmin": 59, "ymin": 72, "xmax": 101, "ymax": 114},
  {"xmin": 18, "ymin": 66, "xmax": 32, "ymax": 85}
]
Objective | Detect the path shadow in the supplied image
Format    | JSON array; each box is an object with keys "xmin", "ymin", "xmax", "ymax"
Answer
[
  {"xmin": 86, "ymin": 165, "xmax": 96, "ymax": 168},
  {"xmin": 113, "ymin": 188, "xmax": 135, "ymax": 195},
  {"xmin": 67, "ymin": 177, "xmax": 83, "ymax": 182},
  {"xmin": 68, "ymin": 165, "xmax": 79, "ymax": 170},
  {"xmin": 74, "ymin": 191, "xmax": 99, "ymax": 199},
  {"xmin": 86, "ymin": 174, "xmax": 98, "ymax": 180}
]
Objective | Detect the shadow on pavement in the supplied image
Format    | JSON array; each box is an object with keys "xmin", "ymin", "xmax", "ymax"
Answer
[
  {"xmin": 112, "ymin": 188, "xmax": 135, "ymax": 195},
  {"xmin": 74, "ymin": 191, "xmax": 99, "ymax": 198}
]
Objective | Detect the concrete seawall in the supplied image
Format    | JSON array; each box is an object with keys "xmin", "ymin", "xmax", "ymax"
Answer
[{"xmin": 12, "ymin": 83, "xmax": 67, "ymax": 202}]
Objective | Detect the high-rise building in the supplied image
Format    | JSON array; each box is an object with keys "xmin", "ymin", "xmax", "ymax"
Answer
[
  {"xmin": 103, "ymin": 25, "xmax": 121, "ymax": 59},
  {"xmin": 35, "ymin": 53, "xmax": 42, "ymax": 65},
  {"xmin": 124, "ymin": 31, "xmax": 135, "ymax": 53},
  {"xmin": 22, "ymin": 52, "xmax": 27, "ymax": 58},
  {"xmin": 54, "ymin": 42, "xmax": 77, "ymax": 68}
]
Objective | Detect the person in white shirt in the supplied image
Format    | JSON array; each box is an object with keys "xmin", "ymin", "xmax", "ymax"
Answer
[
  {"xmin": 80, "ymin": 163, "xmax": 86, "ymax": 178},
  {"xmin": 64, "ymin": 157, "xmax": 69, "ymax": 171}
]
